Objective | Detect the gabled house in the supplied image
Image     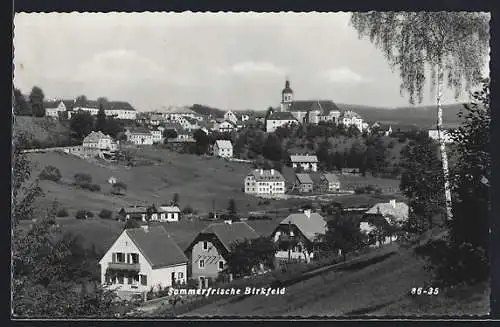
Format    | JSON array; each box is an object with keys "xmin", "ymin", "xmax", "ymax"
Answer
[
  {"xmin": 295, "ymin": 173, "xmax": 314, "ymax": 193},
  {"xmin": 83, "ymin": 131, "xmax": 118, "ymax": 151},
  {"xmin": 244, "ymin": 169, "xmax": 286, "ymax": 196},
  {"xmin": 125, "ymin": 127, "xmax": 154, "ymax": 145},
  {"xmin": 118, "ymin": 206, "xmax": 148, "ymax": 221},
  {"xmin": 265, "ymin": 111, "xmax": 298, "ymax": 133},
  {"xmin": 214, "ymin": 120, "xmax": 236, "ymax": 133},
  {"xmin": 365, "ymin": 199, "xmax": 409, "ymax": 226},
  {"xmin": 340, "ymin": 110, "xmax": 364, "ymax": 131},
  {"xmin": 213, "ymin": 140, "xmax": 233, "ymax": 158},
  {"xmin": 44, "ymin": 100, "xmax": 73, "ymax": 119},
  {"xmin": 184, "ymin": 221, "xmax": 260, "ymax": 287},
  {"xmin": 99, "ymin": 225, "xmax": 188, "ymax": 296},
  {"xmin": 320, "ymin": 173, "xmax": 341, "ymax": 192},
  {"xmin": 271, "ymin": 209, "xmax": 327, "ymax": 263},
  {"xmin": 159, "ymin": 205, "xmax": 181, "ymax": 222},
  {"xmin": 224, "ymin": 110, "xmax": 238, "ymax": 125},
  {"xmin": 290, "ymin": 154, "xmax": 318, "ymax": 172}
]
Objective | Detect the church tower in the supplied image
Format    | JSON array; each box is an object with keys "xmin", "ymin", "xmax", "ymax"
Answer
[{"xmin": 280, "ymin": 78, "xmax": 294, "ymax": 112}]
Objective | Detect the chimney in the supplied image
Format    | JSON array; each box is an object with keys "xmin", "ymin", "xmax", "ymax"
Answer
[
  {"xmin": 389, "ymin": 199, "xmax": 396, "ymax": 208},
  {"xmin": 304, "ymin": 209, "xmax": 311, "ymax": 218},
  {"xmin": 271, "ymin": 169, "xmax": 275, "ymax": 175}
]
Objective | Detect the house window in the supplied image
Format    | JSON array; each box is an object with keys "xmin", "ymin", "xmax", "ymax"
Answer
[
  {"xmin": 118, "ymin": 275, "xmax": 124, "ymax": 284},
  {"xmin": 178, "ymin": 272, "xmax": 184, "ymax": 279},
  {"xmin": 130, "ymin": 253, "xmax": 139, "ymax": 264},
  {"xmin": 133, "ymin": 275, "xmax": 140, "ymax": 285},
  {"xmin": 115, "ymin": 252, "xmax": 125, "ymax": 263},
  {"xmin": 218, "ymin": 261, "xmax": 224, "ymax": 270},
  {"xmin": 140, "ymin": 274, "xmax": 148, "ymax": 286},
  {"xmin": 203, "ymin": 241, "xmax": 208, "ymax": 250},
  {"xmin": 199, "ymin": 259, "xmax": 205, "ymax": 269}
]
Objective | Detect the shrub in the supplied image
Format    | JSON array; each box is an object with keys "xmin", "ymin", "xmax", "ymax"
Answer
[
  {"xmin": 39, "ymin": 165, "xmax": 62, "ymax": 182},
  {"xmin": 99, "ymin": 209, "xmax": 113, "ymax": 219},
  {"xmin": 75, "ymin": 210, "xmax": 88, "ymax": 220},
  {"xmin": 56, "ymin": 208, "xmax": 69, "ymax": 217},
  {"xmin": 87, "ymin": 211, "xmax": 94, "ymax": 218},
  {"xmin": 182, "ymin": 206, "xmax": 194, "ymax": 214}
]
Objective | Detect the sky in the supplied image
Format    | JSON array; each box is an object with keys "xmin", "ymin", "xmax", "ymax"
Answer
[{"xmin": 13, "ymin": 12, "xmax": 489, "ymax": 111}]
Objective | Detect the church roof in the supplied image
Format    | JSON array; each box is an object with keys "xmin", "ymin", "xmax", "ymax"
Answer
[
  {"xmin": 282, "ymin": 80, "xmax": 293, "ymax": 94},
  {"xmin": 289, "ymin": 100, "xmax": 341, "ymax": 114}
]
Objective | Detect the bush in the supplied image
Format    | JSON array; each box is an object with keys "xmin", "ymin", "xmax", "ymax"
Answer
[
  {"xmin": 87, "ymin": 211, "xmax": 94, "ymax": 218},
  {"xmin": 39, "ymin": 165, "xmax": 62, "ymax": 182},
  {"xmin": 56, "ymin": 208, "xmax": 69, "ymax": 217},
  {"xmin": 182, "ymin": 206, "xmax": 194, "ymax": 214},
  {"xmin": 99, "ymin": 209, "xmax": 113, "ymax": 219},
  {"xmin": 75, "ymin": 210, "xmax": 88, "ymax": 220}
]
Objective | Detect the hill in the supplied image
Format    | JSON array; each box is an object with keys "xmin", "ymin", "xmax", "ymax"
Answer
[
  {"xmin": 190, "ymin": 104, "xmax": 226, "ymax": 118},
  {"xmin": 13, "ymin": 116, "xmax": 73, "ymax": 148},
  {"xmin": 181, "ymin": 244, "xmax": 489, "ymax": 317}
]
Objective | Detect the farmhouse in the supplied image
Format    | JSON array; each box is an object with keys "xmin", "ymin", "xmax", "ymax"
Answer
[
  {"xmin": 118, "ymin": 206, "xmax": 148, "ymax": 221},
  {"xmin": 159, "ymin": 205, "xmax": 181, "ymax": 222},
  {"xmin": 265, "ymin": 111, "xmax": 299, "ymax": 133},
  {"xmin": 290, "ymin": 154, "xmax": 318, "ymax": 172},
  {"xmin": 125, "ymin": 127, "xmax": 154, "ymax": 145},
  {"xmin": 44, "ymin": 100, "xmax": 73, "ymax": 119},
  {"xmin": 214, "ymin": 120, "xmax": 236, "ymax": 133},
  {"xmin": 244, "ymin": 169, "xmax": 286, "ymax": 196},
  {"xmin": 365, "ymin": 199, "xmax": 409, "ymax": 225},
  {"xmin": 185, "ymin": 221, "xmax": 260, "ymax": 287},
  {"xmin": 213, "ymin": 140, "xmax": 233, "ymax": 158},
  {"xmin": 340, "ymin": 110, "xmax": 365, "ymax": 131},
  {"xmin": 99, "ymin": 225, "xmax": 188, "ymax": 296},
  {"xmin": 295, "ymin": 173, "xmax": 314, "ymax": 193},
  {"xmin": 271, "ymin": 209, "xmax": 327, "ymax": 264},
  {"xmin": 224, "ymin": 110, "xmax": 238, "ymax": 124},
  {"xmin": 320, "ymin": 173, "xmax": 341, "ymax": 192},
  {"xmin": 83, "ymin": 131, "xmax": 118, "ymax": 151}
]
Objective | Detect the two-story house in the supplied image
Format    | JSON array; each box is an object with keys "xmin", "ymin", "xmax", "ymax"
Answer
[
  {"xmin": 184, "ymin": 221, "xmax": 260, "ymax": 288},
  {"xmin": 295, "ymin": 173, "xmax": 314, "ymax": 193},
  {"xmin": 213, "ymin": 140, "xmax": 233, "ymax": 158},
  {"xmin": 290, "ymin": 154, "xmax": 318, "ymax": 172},
  {"xmin": 244, "ymin": 169, "xmax": 286, "ymax": 196},
  {"xmin": 224, "ymin": 110, "xmax": 238, "ymax": 125},
  {"xmin": 159, "ymin": 205, "xmax": 181, "ymax": 222},
  {"xmin": 319, "ymin": 173, "xmax": 341, "ymax": 192},
  {"xmin": 271, "ymin": 209, "xmax": 327, "ymax": 264},
  {"xmin": 265, "ymin": 111, "xmax": 299, "ymax": 133},
  {"xmin": 99, "ymin": 225, "xmax": 188, "ymax": 298},
  {"xmin": 125, "ymin": 127, "xmax": 154, "ymax": 145}
]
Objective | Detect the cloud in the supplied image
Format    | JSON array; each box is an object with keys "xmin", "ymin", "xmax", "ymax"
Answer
[
  {"xmin": 216, "ymin": 61, "xmax": 286, "ymax": 76},
  {"xmin": 73, "ymin": 49, "xmax": 167, "ymax": 83},
  {"xmin": 324, "ymin": 67, "xmax": 368, "ymax": 84}
]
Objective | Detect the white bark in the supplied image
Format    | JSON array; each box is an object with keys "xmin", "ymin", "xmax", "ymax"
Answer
[{"xmin": 436, "ymin": 64, "xmax": 454, "ymax": 221}]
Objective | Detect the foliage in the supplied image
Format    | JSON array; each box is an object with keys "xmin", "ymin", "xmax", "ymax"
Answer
[
  {"xmin": 39, "ymin": 165, "xmax": 62, "ymax": 182},
  {"xmin": 56, "ymin": 208, "xmax": 69, "ymax": 218},
  {"xmin": 73, "ymin": 173, "xmax": 92, "ymax": 185},
  {"xmin": 227, "ymin": 199, "xmax": 237, "ymax": 215},
  {"xmin": 70, "ymin": 111, "xmax": 95, "ymax": 141},
  {"xmin": 227, "ymin": 237, "xmax": 277, "ymax": 277},
  {"xmin": 193, "ymin": 129, "xmax": 210, "ymax": 154},
  {"xmin": 75, "ymin": 210, "xmax": 89, "ymax": 220},
  {"xmin": 111, "ymin": 182, "xmax": 127, "ymax": 195},
  {"xmin": 98, "ymin": 209, "xmax": 113, "ymax": 219},
  {"xmin": 163, "ymin": 128, "xmax": 178, "ymax": 139},
  {"xmin": 95, "ymin": 101, "xmax": 107, "ymax": 133},
  {"xmin": 14, "ymin": 88, "xmax": 32, "ymax": 116},
  {"xmin": 124, "ymin": 219, "xmax": 141, "ymax": 229},
  {"xmin": 29, "ymin": 86, "xmax": 45, "ymax": 117}
]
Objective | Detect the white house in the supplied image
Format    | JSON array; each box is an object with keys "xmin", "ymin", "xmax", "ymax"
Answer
[
  {"xmin": 266, "ymin": 111, "xmax": 299, "ymax": 133},
  {"xmin": 68, "ymin": 100, "xmax": 137, "ymax": 120},
  {"xmin": 125, "ymin": 127, "xmax": 154, "ymax": 145},
  {"xmin": 99, "ymin": 225, "xmax": 188, "ymax": 297},
  {"xmin": 271, "ymin": 209, "xmax": 327, "ymax": 263},
  {"xmin": 213, "ymin": 140, "xmax": 233, "ymax": 158},
  {"xmin": 151, "ymin": 128, "xmax": 163, "ymax": 144},
  {"xmin": 224, "ymin": 110, "xmax": 238, "ymax": 124},
  {"xmin": 244, "ymin": 169, "xmax": 286, "ymax": 196},
  {"xmin": 44, "ymin": 100, "xmax": 71, "ymax": 119},
  {"xmin": 83, "ymin": 131, "xmax": 118, "ymax": 151},
  {"xmin": 340, "ymin": 110, "xmax": 364, "ymax": 131},
  {"xmin": 365, "ymin": 199, "xmax": 410, "ymax": 225},
  {"xmin": 158, "ymin": 205, "xmax": 181, "ymax": 222},
  {"xmin": 214, "ymin": 120, "xmax": 236, "ymax": 133},
  {"xmin": 290, "ymin": 154, "xmax": 319, "ymax": 172}
]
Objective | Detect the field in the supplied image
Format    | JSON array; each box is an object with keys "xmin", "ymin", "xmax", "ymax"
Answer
[
  {"xmin": 14, "ymin": 116, "xmax": 72, "ymax": 147},
  {"xmin": 181, "ymin": 244, "xmax": 489, "ymax": 317}
]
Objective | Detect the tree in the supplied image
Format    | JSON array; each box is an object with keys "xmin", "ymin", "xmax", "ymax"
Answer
[
  {"xmin": 102, "ymin": 118, "xmax": 124, "ymax": 139},
  {"xmin": 75, "ymin": 95, "xmax": 88, "ymax": 108},
  {"xmin": 172, "ymin": 193, "xmax": 180, "ymax": 206},
  {"xmin": 14, "ymin": 88, "xmax": 32, "ymax": 116},
  {"xmin": 227, "ymin": 199, "xmax": 237, "ymax": 216},
  {"xmin": 95, "ymin": 102, "xmax": 107, "ymax": 133},
  {"xmin": 227, "ymin": 237, "xmax": 277, "ymax": 277},
  {"xmin": 111, "ymin": 182, "xmax": 127, "ymax": 195},
  {"xmin": 163, "ymin": 129, "xmax": 178, "ymax": 139},
  {"xmin": 350, "ymin": 12, "xmax": 490, "ymax": 221},
  {"xmin": 39, "ymin": 165, "xmax": 62, "ymax": 182},
  {"xmin": 193, "ymin": 129, "xmax": 210, "ymax": 154},
  {"xmin": 262, "ymin": 134, "xmax": 283, "ymax": 162},
  {"xmin": 29, "ymin": 86, "xmax": 45, "ymax": 117},
  {"xmin": 70, "ymin": 111, "xmax": 95, "ymax": 141}
]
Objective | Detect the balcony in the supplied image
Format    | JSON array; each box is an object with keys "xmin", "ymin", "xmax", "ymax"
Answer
[{"xmin": 108, "ymin": 262, "xmax": 140, "ymax": 272}]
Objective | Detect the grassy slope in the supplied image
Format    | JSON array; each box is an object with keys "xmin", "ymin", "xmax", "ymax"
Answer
[
  {"xmin": 182, "ymin": 245, "xmax": 489, "ymax": 317},
  {"xmin": 14, "ymin": 116, "xmax": 71, "ymax": 145}
]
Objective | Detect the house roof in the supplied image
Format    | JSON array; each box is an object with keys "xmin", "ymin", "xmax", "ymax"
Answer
[
  {"xmin": 126, "ymin": 226, "xmax": 188, "ymax": 268},
  {"xmin": 199, "ymin": 222, "xmax": 260, "ymax": 252},
  {"xmin": 159, "ymin": 205, "xmax": 181, "ymax": 213},
  {"xmin": 365, "ymin": 201, "xmax": 409, "ymax": 221},
  {"xmin": 127, "ymin": 127, "xmax": 151, "ymax": 135},
  {"xmin": 322, "ymin": 173, "xmax": 340, "ymax": 184},
  {"xmin": 288, "ymin": 100, "xmax": 340, "ymax": 114},
  {"xmin": 268, "ymin": 111, "xmax": 297, "ymax": 121},
  {"xmin": 215, "ymin": 140, "xmax": 233, "ymax": 150},
  {"xmin": 44, "ymin": 100, "xmax": 74, "ymax": 109},
  {"xmin": 280, "ymin": 211, "xmax": 327, "ymax": 242},
  {"xmin": 246, "ymin": 169, "xmax": 285, "ymax": 182},
  {"xmin": 83, "ymin": 131, "xmax": 113, "ymax": 142},
  {"xmin": 290, "ymin": 154, "xmax": 318, "ymax": 163},
  {"xmin": 184, "ymin": 117, "xmax": 199, "ymax": 125},
  {"xmin": 296, "ymin": 173, "xmax": 313, "ymax": 184},
  {"xmin": 121, "ymin": 206, "xmax": 148, "ymax": 214},
  {"xmin": 341, "ymin": 110, "xmax": 361, "ymax": 119}
]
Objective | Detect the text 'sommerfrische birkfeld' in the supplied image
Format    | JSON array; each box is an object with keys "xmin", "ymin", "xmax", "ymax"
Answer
[{"xmin": 168, "ymin": 287, "xmax": 286, "ymax": 297}]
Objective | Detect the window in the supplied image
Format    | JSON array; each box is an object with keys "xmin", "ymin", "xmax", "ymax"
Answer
[
  {"xmin": 203, "ymin": 241, "xmax": 208, "ymax": 250},
  {"xmin": 130, "ymin": 253, "xmax": 139, "ymax": 264},
  {"xmin": 115, "ymin": 252, "xmax": 125, "ymax": 263},
  {"xmin": 140, "ymin": 274, "xmax": 148, "ymax": 286},
  {"xmin": 133, "ymin": 275, "xmax": 139, "ymax": 285},
  {"xmin": 178, "ymin": 272, "xmax": 184, "ymax": 279},
  {"xmin": 199, "ymin": 259, "xmax": 205, "ymax": 269},
  {"xmin": 218, "ymin": 261, "xmax": 224, "ymax": 270},
  {"xmin": 118, "ymin": 275, "xmax": 124, "ymax": 284}
]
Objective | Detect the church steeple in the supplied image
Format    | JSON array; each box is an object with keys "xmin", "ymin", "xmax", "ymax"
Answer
[{"xmin": 281, "ymin": 78, "xmax": 294, "ymax": 111}]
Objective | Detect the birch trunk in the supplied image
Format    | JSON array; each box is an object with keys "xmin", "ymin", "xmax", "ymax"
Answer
[{"xmin": 436, "ymin": 64, "xmax": 453, "ymax": 221}]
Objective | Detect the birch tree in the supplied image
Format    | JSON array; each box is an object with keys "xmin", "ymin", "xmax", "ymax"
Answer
[{"xmin": 350, "ymin": 12, "xmax": 490, "ymax": 221}]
